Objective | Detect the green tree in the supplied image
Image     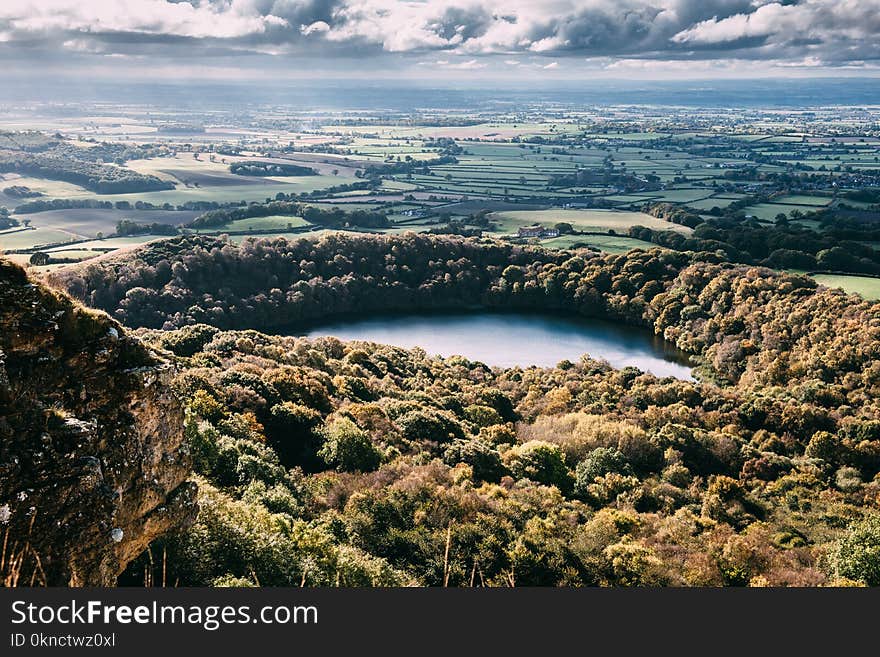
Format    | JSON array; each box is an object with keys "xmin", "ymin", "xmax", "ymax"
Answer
[
  {"xmin": 505, "ymin": 441, "xmax": 573, "ymax": 493},
  {"xmin": 443, "ymin": 439, "xmax": 506, "ymax": 482},
  {"xmin": 833, "ymin": 515, "xmax": 880, "ymax": 585},
  {"xmin": 318, "ymin": 417, "xmax": 382, "ymax": 473},
  {"xmin": 574, "ymin": 447, "xmax": 633, "ymax": 497}
]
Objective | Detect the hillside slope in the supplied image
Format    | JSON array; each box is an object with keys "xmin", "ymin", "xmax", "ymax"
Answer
[{"xmin": 0, "ymin": 259, "xmax": 195, "ymax": 585}]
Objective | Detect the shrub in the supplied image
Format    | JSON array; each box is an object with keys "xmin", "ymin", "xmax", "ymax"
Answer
[
  {"xmin": 505, "ymin": 441, "xmax": 573, "ymax": 493},
  {"xmin": 396, "ymin": 409, "xmax": 463, "ymax": 443},
  {"xmin": 574, "ymin": 447, "xmax": 633, "ymax": 496},
  {"xmin": 463, "ymin": 404, "xmax": 503, "ymax": 428},
  {"xmin": 443, "ymin": 439, "xmax": 506, "ymax": 482},
  {"xmin": 835, "ymin": 466, "xmax": 862, "ymax": 493},
  {"xmin": 604, "ymin": 540, "xmax": 667, "ymax": 586},
  {"xmin": 478, "ymin": 423, "xmax": 517, "ymax": 446},
  {"xmin": 157, "ymin": 323, "xmax": 219, "ymax": 356},
  {"xmin": 833, "ymin": 515, "xmax": 880, "ymax": 585},
  {"xmin": 805, "ymin": 431, "xmax": 842, "ymax": 463},
  {"xmin": 318, "ymin": 417, "xmax": 383, "ymax": 473},
  {"xmin": 264, "ymin": 401, "xmax": 323, "ymax": 469},
  {"xmin": 189, "ymin": 389, "xmax": 226, "ymax": 423}
]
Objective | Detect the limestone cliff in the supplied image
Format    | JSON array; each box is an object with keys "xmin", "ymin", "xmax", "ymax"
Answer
[{"xmin": 0, "ymin": 259, "xmax": 196, "ymax": 586}]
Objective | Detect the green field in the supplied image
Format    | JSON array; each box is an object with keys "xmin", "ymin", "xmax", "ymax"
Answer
[
  {"xmin": 812, "ymin": 274, "xmax": 880, "ymax": 300},
  {"xmin": 0, "ymin": 227, "xmax": 82, "ymax": 250},
  {"xmin": 685, "ymin": 197, "xmax": 740, "ymax": 211},
  {"xmin": 647, "ymin": 188, "xmax": 714, "ymax": 203},
  {"xmin": 45, "ymin": 235, "xmax": 167, "ymax": 251},
  {"xmin": 743, "ymin": 203, "xmax": 815, "ymax": 221},
  {"xmin": 13, "ymin": 208, "xmax": 200, "ymax": 238},
  {"xmin": 194, "ymin": 215, "xmax": 312, "ymax": 233},
  {"xmin": 772, "ymin": 194, "xmax": 832, "ymax": 206},
  {"xmin": 489, "ymin": 209, "xmax": 692, "ymax": 235},
  {"xmin": 4, "ymin": 155, "xmax": 359, "ymax": 207},
  {"xmin": 0, "ymin": 176, "xmax": 94, "ymax": 202},
  {"xmin": 540, "ymin": 234, "xmax": 662, "ymax": 253},
  {"xmin": 60, "ymin": 176, "xmax": 358, "ymax": 206}
]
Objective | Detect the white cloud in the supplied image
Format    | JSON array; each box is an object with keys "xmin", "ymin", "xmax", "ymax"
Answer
[
  {"xmin": 0, "ymin": 0, "xmax": 288, "ymax": 39},
  {"xmin": 672, "ymin": 3, "xmax": 804, "ymax": 45},
  {"xmin": 301, "ymin": 21, "xmax": 330, "ymax": 36},
  {"xmin": 0, "ymin": 0, "xmax": 878, "ymax": 73},
  {"xmin": 439, "ymin": 58, "xmax": 487, "ymax": 69}
]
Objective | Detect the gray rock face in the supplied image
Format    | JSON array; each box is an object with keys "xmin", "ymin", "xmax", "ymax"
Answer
[{"xmin": 0, "ymin": 259, "xmax": 196, "ymax": 586}]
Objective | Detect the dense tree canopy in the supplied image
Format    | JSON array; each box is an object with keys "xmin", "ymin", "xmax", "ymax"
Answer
[{"xmin": 50, "ymin": 232, "xmax": 880, "ymax": 586}]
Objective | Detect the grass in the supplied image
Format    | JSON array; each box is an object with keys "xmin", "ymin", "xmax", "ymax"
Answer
[
  {"xmin": 0, "ymin": 227, "xmax": 82, "ymax": 250},
  {"xmin": 0, "ymin": 176, "xmax": 94, "ymax": 206},
  {"xmin": 772, "ymin": 194, "xmax": 832, "ymax": 206},
  {"xmin": 685, "ymin": 197, "xmax": 739, "ymax": 211},
  {"xmin": 193, "ymin": 215, "xmax": 312, "ymax": 233},
  {"xmin": 14, "ymin": 208, "xmax": 200, "ymax": 238},
  {"xmin": 539, "ymin": 234, "xmax": 661, "ymax": 253},
  {"xmin": 5, "ymin": 164, "xmax": 359, "ymax": 206},
  {"xmin": 489, "ymin": 209, "xmax": 692, "ymax": 235},
  {"xmin": 743, "ymin": 203, "xmax": 816, "ymax": 221},
  {"xmin": 82, "ymin": 176, "xmax": 360, "ymax": 205},
  {"xmin": 43, "ymin": 249, "xmax": 104, "ymax": 260},
  {"xmin": 45, "ymin": 235, "xmax": 166, "ymax": 251},
  {"xmin": 643, "ymin": 189, "xmax": 714, "ymax": 204},
  {"xmin": 812, "ymin": 274, "xmax": 880, "ymax": 300}
]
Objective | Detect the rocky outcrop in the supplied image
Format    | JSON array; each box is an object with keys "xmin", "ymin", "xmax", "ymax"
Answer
[{"xmin": 0, "ymin": 259, "xmax": 196, "ymax": 586}]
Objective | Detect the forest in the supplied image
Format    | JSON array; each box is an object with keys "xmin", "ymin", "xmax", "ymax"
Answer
[
  {"xmin": 637, "ymin": 203, "xmax": 880, "ymax": 275},
  {"xmin": 0, "ymin": 132, "xmax": 174, "ymax": 195},
  {"xmin": 47, "ymin": 232, "xmax": 880, "ymax": 586},
  {"xmin": 229, "ymin": 161, "xmax": 316, "ymax": 177},
  {"xmin": 0, "ymin": 151, "xmax": 174, "ymax": 194},
  {"xmin": 188, "ymin": 201, "xmax": 389, "ymax": 230}
]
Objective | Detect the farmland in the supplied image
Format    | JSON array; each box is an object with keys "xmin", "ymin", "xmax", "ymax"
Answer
[
  {"xmin": 489, "ymin": 209, "xmax": 692, "ymax": 235},
  {"xmin": 192, "ymin": 214, "xmax": 312, "ymax": 233},
  {"xmin": 812, "ymin": 273, "xmax": 880, "ymax": 300},
  {"xmin": 540, "ymin": 234, "xmax": 663, "ymax": 253},
  {"xmin": 1, "ymin": 99, "xmax": 879, "ymax": 268},
  {"xmin": 0, "ymin": 226, "xmax": 81, "ymax": 250}
]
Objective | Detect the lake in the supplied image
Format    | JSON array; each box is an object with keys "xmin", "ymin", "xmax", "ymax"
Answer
[{"xmin": 300, "ymin": 312, "xmax": 695, "ymax": 380}]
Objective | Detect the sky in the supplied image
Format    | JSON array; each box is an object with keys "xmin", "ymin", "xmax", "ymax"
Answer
[{"xmin": 2, "ymin": 0, "xmax": 880, "ymax": 82}]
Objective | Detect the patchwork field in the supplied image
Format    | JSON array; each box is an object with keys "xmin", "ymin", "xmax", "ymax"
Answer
[
  {"xmin": 14, "ymin": 208, "xmax": 201, "ymax": 237},
  {"xmin": 489, "ymin": 209, "xmax": 692, "ymax": 235},
  {"xmin": 0, "ymin": 175, "xmax": 94, "ymax": 205},
  {"xmin": 2, "ymin": 103, "xmax": 878, "ymax": 278}
]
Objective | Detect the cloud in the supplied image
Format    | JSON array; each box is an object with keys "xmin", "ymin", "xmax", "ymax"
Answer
[
  {"xmin": 0, "ymin": 0, "xmax": 878, "ymax": 75},
  {"xmin": 0, "ymin": 0, "xmax": 287, "ymax": 39},
  {"xmin": 301, "ymin": 21, "xmax": 330, "ymax": 36},
  {"xmin": 671, "ymin": 1, "xmax": 880, "ymax": 57},
  {"xmin": 427, "ymin": 57, "xmax": 487, "ymax": 69},
  {"xmin": 671, "ymin": 3, "xmax": 819, "ymax": 46},
  {"xmin": 451, "ymin": 58, "xmax": 487, "ymax": 69}
]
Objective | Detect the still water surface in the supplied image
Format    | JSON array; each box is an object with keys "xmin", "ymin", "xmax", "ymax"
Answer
[{"xmin": 300, "ymin": 312, "xmax": 694, "ymax": 380}]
